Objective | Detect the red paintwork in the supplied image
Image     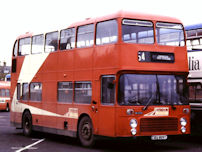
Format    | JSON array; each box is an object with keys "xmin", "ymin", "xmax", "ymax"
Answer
[
  {"xmin": 115, "ymin": 105, "xmax": 190, "ymax": 137},
  {"xmin": 10, "ymin": 11, "xmax": 190, "ymax": 138},
  {"xmin": 0, "ymin": 81, "xmax": 10, "ymax": 111}
]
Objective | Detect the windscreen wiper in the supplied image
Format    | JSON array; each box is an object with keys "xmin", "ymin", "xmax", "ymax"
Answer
[
  {"xmin": 156, "ymin": 75, "xmax": 161, "ymax": 104},
  {"xmin": 143, "ymin": 75, "xmax": 160, "ymax": 111},
  {"xmin": 142, "ymin": 94, "xmax": 154, "ymax": 111}
]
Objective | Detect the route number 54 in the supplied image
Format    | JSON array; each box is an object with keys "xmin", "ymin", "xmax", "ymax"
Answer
[{"xmin": 138, "ymin": 51, "xmax": 146, "ymax": 62}]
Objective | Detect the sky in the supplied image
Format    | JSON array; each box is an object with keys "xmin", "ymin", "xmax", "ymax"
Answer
[{"xmin": 1, "ymin": 0, "xmax": 202, "ymax": 66}]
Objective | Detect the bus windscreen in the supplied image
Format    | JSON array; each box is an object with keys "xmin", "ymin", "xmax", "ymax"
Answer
[{"xmin": 118, "ymin": 74, "xmax": 188, "ymax": 106}]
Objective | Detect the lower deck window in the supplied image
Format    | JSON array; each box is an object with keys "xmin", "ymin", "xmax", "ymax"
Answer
[
  {"xmin": 17, "ymin": 83, "xmax": 21, "ymax": 100},
  {"xmin": 189, "ymin": 83, "xmax": 202, "ymax": 102},
  {"xmin": 75, "ymin": 81, "xmax": 92, "ymax": 104},
  {"xmin": 101, "ymin": 76, "xmax": 115, "ymax": 104},
  {"xmin": 22, "ymin": 83, "xmax": 29, "ymax": 100},
  {"xmin": 0, "ymin": 89, "xmax": 9, "ymax": 97},
  {"xmin": 58, "ymin": 82, "xmax": 73, "ymax": 102},
  {"xmin": 30, "ymin": 83, "xmax": 42, "ymax": 101}
]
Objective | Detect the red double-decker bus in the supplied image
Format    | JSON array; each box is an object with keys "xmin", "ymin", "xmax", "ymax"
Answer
[
  {"xmin": 10, "ymin": 11, "xmax": 190, "ymax": 147},
  {"xmin": 0, "ymin": 81, "xmax": 10, "ymax": 111}
]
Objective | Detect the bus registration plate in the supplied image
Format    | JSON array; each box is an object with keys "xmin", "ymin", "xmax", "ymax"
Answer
[{"xmin": 151, "ymin": 135, "xmax": 167, "ymax": 140}]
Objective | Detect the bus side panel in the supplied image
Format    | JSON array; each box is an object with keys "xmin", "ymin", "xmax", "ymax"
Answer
[
  {"xmin": 94, "ymin": 45, "xmax": 119, "ymax": 70},
  {"xmin": 56, "ymin": 104, "xmax": 76, "ymax": 131},
  {"xmin": 97, "ymin": 106, "xmax": 115, "ymax": 136},
  {"xmin": 42, "ymin": 81, "xmax": 57, "ymax": 129}
]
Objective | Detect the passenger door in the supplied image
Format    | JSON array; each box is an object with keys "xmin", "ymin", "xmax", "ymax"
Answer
[{"xmin": 97, "ymin": 75, "xmax": 116, "ymax": 136}]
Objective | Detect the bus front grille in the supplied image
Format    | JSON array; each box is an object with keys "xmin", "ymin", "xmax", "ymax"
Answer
[{"xmin": 140, "ymin": 117, "xmax": 178, "ymax": 132}]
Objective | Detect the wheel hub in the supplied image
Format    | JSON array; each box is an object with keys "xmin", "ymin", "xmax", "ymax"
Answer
[{"xmin": 81, "ymin": 123, "xmax": 91, "ymax": 140}]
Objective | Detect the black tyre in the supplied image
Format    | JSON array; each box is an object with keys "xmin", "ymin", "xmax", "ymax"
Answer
[
  {"xmin": 78, "ymin": 116, "xmax": 94, "ymax": 147},
  {"xmin": 5, "ymin": 104, "xmax": 9, "ymax": 112},
  {"xmin": 22, "ymin": 111, "xmax": 32, "ymax": 136}
]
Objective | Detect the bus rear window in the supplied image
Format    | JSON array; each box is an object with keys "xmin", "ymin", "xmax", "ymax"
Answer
[{"xmin": 122, "ymin": 19, "xmax": 154, "ymax": 44}]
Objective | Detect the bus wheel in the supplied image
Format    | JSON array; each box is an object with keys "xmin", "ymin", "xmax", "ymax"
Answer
[
  {"xmin": 22, "ymin": 111, "xmax": 32, "ymax": 136},
  {"xmin": 78, "ymin": 116, "xmax": 94, "ymax": 147}
]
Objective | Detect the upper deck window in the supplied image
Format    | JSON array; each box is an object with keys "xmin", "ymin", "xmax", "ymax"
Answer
[
  {"xmin": 45, "ymin": 31, "xmax": 58, "ymax": 52},
  {"xmin": 186, "ymin": 28, "xmax": 202, "ymax": 50},
  {"xmin": 96, "ymin": 20, "xmax": 118, "ymax": 45},
  {"xmin": 60, "ymin": 28, "xmax": 75, "ymax": 50},
  {"xmin": 197, "ymin": 29, "xmax": 202, "ymax": 37},
  {"xmin": 32, "ymin": 34, "xmax": 44, "ymax": 54},
  {"xmin": 186, "ymin": 30, "xmax": 197, "ymax": 38},
  {"xmin": 186, "ymin": 28, "xmax": 202, "ymax": 42},
  {"xmin": 19, "ymin": 37, "xmax": 31, "ymax": 56},
  {"xmin": 77, "ymin": 24, "xmax": 94, "ymax": 48},
  {"xmin": 156, "ymin": 22, "xmax": 185, "ymax": 46},
  {"xmin": 122, "ymin": 19, "xmax": 154, "ymax": 44}
]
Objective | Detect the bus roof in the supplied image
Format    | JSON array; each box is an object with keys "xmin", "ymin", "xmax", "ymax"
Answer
[
  {"xmin": 16, "ymin": 10, "xmax": 183, "ymax": 39},
  {"xmin": 17, "ymin": 32, "xmax": 33, "ymax": 39},
  {"xmin": 69, "ymin": 10, "xmax": 182, "ymax": 28},
  {"xmin": 185, "ymin": 23, "xmax": 202, "ymax": 31}
]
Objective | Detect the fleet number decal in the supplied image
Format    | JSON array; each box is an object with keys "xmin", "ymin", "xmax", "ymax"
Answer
[{"xmin": 64, "ymin": 108, "xmax": 78, "ymax": 119}]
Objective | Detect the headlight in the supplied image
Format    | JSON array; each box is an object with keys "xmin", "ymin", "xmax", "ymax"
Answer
[
  {"xmin": 131, "ymin": 128, "xmax": 137, "ymax": 135},
  {"xmin": 180, "ymin": 117, "xmax": 187, "ymax": 126},
  {"xmin": 130, "ymin": 119, "xmax": 137, "ymax": 128},
  {"xmin": 181, "ymin": 126, "xmax": 186, "ymax": 133}
]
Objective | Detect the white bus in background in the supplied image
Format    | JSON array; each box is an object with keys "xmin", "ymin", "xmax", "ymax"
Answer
[
  {"xmin": 186, "ymin": 24, "xmax": 202, "ymax": 109},
  {"xmin": 185, "ymin": 24, "xmax": 202, "ymax": 133}
]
